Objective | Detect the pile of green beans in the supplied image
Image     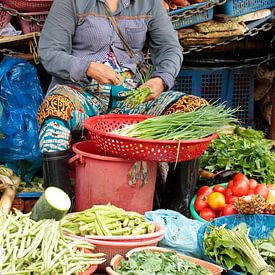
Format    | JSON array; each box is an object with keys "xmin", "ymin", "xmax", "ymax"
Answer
[
  {"xmin": 114, "ymin": 104, "xmax": 239, "ymax": 140},
  {"xmin": 125, "ymin": 87, "xmax": 153, "ymax": 108},
  {"xmin": 63, "ymin": 204, "xmax": 156, "ymax": 237},
  {"xmin": 0, "ymin": 210, "xmax": 105, "ymax": 275}
]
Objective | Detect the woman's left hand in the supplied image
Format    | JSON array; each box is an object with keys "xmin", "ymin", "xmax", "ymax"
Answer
[{"xmin": 140, "ymin": 77, "xmax": 166, "ymax": 102}]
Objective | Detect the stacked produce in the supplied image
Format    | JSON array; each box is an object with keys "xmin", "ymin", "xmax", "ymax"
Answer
[
  {"xmin": 115, "ymin": 250, "xmax": 212, "ymax": 274},
  {"xmin": 0, "ymin": 165, "xmax": 21, "ymax": 215},
  {"xmin": 63, "ymin": 204, "xmax": 156, "ymax": 237},
  {"xmin": 194, "ymin": 173, "xmax": 275, "ymax": 221},
  {"xmin": 203, "ymin": 223, "xmax": 275, "ymax": 275},
  {"xmin": 0, "ymin": 210, "xmax": 105, "ymax": 274},
  {"xmin": 200, "ymin": 127, "xmax": 275, "ymax": 183}
]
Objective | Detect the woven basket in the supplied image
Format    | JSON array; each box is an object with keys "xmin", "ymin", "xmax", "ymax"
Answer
[{"xmin": 1, "ymin": 0, "xmax": 53, "ymax": 12}]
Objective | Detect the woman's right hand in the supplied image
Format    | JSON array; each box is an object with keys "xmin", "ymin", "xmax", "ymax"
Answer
[{"xmin": 86, "ymin": 62, "xmax": 123, "ymax": 86}]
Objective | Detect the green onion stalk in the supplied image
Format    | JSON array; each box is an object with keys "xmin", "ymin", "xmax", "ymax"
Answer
[
  {"xmin": 113, "ymin": 103, "xmax": 239, "ymax": 140},
  {"xmin": 125, "ymin": 64, "xmax": 153, "ymax": 108}
]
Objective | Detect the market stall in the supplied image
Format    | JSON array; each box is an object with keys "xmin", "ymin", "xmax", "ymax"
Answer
[{"xmin": 0, "ymin": 0, "xmax": 275, "ymax": 274}]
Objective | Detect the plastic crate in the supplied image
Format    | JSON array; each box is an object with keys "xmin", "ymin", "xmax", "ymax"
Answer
[
  {"xmin": 0, "ymin": 7, "xmax": 12, "ymax": 28},
  {"xmin": 173, "ymin": 67, "xmax": 254, "ymax": 125},
  {"xmin": 18, "ymin": 11, "xmax": 48, "ymax": 33},
  {"xmin": 169, "ymin": 2, "xmax": 214, "ymax": 29},
  {"xmin": 217, "ymin": 0, "xmax": 275, "ymax": 17},
  {"xmin": 1, "ymin": 0, "xmax": 53, "ymax": 12}
]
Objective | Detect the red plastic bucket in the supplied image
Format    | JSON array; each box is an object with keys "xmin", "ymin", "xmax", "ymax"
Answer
[{"xmin": 70, "ymin": 141, "xmax": 157, "ymax": 214}]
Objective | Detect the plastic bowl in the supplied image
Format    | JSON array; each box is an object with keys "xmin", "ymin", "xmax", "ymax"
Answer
[
  {"xmin": 87, "ymin": 235, "xmax": 164, "ymax": 272},
  {"xmin": 80, "ymin": 264, "xmax": 98, "ymax": 275},
  {"xmin": 190, "ymin": 182, "xmax": 228, "ymax": 223},
  {"xmin": 106, "ymin": 246, "xmax": 223, "ymax": 275},
  {"xmin": 197, "ymin": 214, "xmax": 275, "ymax": 275}
]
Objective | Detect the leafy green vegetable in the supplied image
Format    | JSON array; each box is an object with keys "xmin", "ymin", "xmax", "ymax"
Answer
[
  {"xmin": 254, "ymin": 229, "xmax": 275, "ymax": 267},
  {"xmin": 115, "ymin": 250, "xmax": 211, "ymax": 275},
  {"xmin": 203, "ymin": 223, "xmax": 274, "ymax": 275},
  {"xmin": 200, "ymin": 127, "xmax": 275, "ymax": 183}
]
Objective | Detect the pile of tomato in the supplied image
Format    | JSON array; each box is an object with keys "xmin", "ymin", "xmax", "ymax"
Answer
[{"xmin": 194, "ymin": 173, "xmax": 275, "ymax": 221}]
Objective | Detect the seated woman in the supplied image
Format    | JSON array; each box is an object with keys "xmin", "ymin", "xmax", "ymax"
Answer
[{"xmin": 38, "ymin": 0, "xmax": 207, "ymax": 200}]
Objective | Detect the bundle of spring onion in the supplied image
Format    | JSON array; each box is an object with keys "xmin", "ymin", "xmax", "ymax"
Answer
[
  {"xmin": 113, "ymin": 104, "xmax": 238, "ymax": 140},
  {"xmin": 0, "ymin": 210, "xmax": 105, "ymax": 274},
  {"xmin": 125, "ymin": 87, "xmax": 153, "ymax": 108}
]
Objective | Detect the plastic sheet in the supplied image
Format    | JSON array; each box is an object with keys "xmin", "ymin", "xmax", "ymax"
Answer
[
  {"xmin": 145, "ymin": 209, "xmax": 203, "ymax": 258},
  {"xmin": 197, "ymin": 214, "xmax": 275, "ymax": 275},
  {"xmin": 0, "ymin": 57, "xmax": 44, "ymax": 181}
]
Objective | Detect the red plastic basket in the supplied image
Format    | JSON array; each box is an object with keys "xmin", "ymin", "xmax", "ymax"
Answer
[
  {"xmin": 84, "ymin": 114, "xmax": 218, "ymax": 162},
  {"xmin": 0, "ymin": 7, "xmax": 12, "ymax": 28},
  {"xmin": 1, "ymin": 0, "xmax": 53, "ymax": 12},
  {"xmin": 18, "ymin": 11, "xmax": 48, "ymax": 33}
]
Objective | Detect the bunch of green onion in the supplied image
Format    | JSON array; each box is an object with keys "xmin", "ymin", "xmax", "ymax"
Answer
[
  {"xmin": 125, "ymin": 87, "xmax": 153, "ymax": 108},
  {"xmin": 113, "ymin": 104, "xmax": 238, "ymax": 140}
]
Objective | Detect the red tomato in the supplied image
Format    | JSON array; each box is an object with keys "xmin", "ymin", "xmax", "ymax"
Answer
[
  {"xmin": 267, "ymin": 184, "xmax": 275, "ymax": 191},
  {"xmin": 254, "ymin": 184, "xmax": 269, "ymax": 199},
  {"xmin": 232, "ymin": 179, "xmax": 249, "ymax": 197},
  {"xmin": 233, "ymin": 173, "xmax": 249, "ymax": 184},
  {"xmin": 221, "ymin": 204, "xmax": 238, "ymax": 216},
  {"xmin": 224, "ymin": 188, "xmax": 233, "ymax": 197},
  {"xmin": 216, "ymin": 209, "xmax": 223, "ymax": 217},
  {"xmin": 225, "ymin": 195, "xmax": 238, "ymax": 204},
  {"xmin": 194, "ymin": 195, "xmax": 208, "ymax": 213},
  {"xmin": 213, "ymin": 185, "xmax": 226, "ymax": 194},
  {"xmin": 197, "ymin": 186, "xmax": 213, "ymax": 197},
  {"xmin": 227, "ymin": 180, "xmax": 234, "ymax": 190},
  {"xmin": 208, "ymin": 192, "xmax": 226, "ymax": 211},
  {"xmin": 248, "ymin": 179, "xmax": 258, "ymax": 190},
  {"xmin": 199, "ymin": 207, "xmax": 216, "ymax": 221}
]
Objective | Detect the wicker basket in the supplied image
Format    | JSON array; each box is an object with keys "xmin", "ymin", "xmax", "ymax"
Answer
[
  {"xmin": 0, "ymin": 6, "xmax": 12, "ymax": 28},
  {"xmin": 18, "ymin": 11, "xmax": 48, "ymax": 33},
  {"xmin": 1, "ymin": 0, "xmax": 53, "ymax": 12},
  {"xmin": 106, "ymin": 246, "xmax": 224, "ymax": 274}
]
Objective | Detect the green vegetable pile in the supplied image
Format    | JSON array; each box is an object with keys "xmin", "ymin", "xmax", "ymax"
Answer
[
  {"xmin": 125, "ymin": 87, "xmax": 153, "ymax": 108},
  {"xmin": 0, "ymin": 210, "xmax": 105, "ymax": 274},
  {"xmin": 113, "ymin": 104, "xmax": 238, "ymax": 140},
  {"xmin": 203, "ymin": 223, "xmax": 275, "ymax": 275},
  {"xmin": 63, "ymin": 204, "xmax": 155, "ymax": 236},
  {"xmin": 254, "ymin": 229, "xmax": 275, "ymax": 267},
  {"xmin": 116, "ymin": 250, "xmax": 211, "ymax": 275},
  {"xmin": 200, "ymin": 127, "xmax": 275, "ymax": 183}
]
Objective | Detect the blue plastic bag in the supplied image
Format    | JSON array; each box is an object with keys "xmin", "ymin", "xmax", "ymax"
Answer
[
  {"xmin": 145, "ymin": 209, "xmax": 203, "ymax": 258},
  {"xmin": 0, "ymin": 57, "xmax": 44, "ymax": 181},
  {"xmin": 197, "ymin": 214, "xmax": 275, "ymax": 275}
]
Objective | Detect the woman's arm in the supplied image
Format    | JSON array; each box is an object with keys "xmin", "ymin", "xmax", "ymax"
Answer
[
  {"xmin": 39, "ymin": 0, "xmax": 90, "ymax": 83},
  {"xmin": 147, "ymin": 0, "xmax": 183, "ymax": 90}
]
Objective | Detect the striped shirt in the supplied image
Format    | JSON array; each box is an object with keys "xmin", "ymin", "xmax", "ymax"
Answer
[{"xmin": 39, "ymin": 0, "xmax": 183, "ymax": 90}]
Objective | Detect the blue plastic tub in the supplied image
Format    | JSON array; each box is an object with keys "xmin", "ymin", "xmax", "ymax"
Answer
[
  {"xmin": 197, "ymin": 214, "xmax": 275, "ymax": 275},
  {"xmin": 173, "ymin": 66, "xmax": 254, "ymax": 125},
  {"xmin": 217, "ymin": 0, "xmax": 275, "ymax": 17},
  {"xmin": 169, "ymin": 2, "xmax": 214, "ymax": 29}
]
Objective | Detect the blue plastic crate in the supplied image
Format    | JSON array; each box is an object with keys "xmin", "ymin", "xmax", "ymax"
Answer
[
  {"xmin": 169, "ymin": 2, "xmax": 214, "ymax": 29},
  {"xmin": 173, "ymin": 67, "xmax": 254, "ymax": 125},
  {"xmin": 217, "ymin": 0, "xmax": 275, "ymax": 17}
]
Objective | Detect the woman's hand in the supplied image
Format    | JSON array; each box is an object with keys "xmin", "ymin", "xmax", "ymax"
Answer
[
  {"xmin": 86, "ymin": 62, "xmax": 123, "ymax": 86},
  {"xmin": 140, "ymin": 77, "xmax": 166, "ymax": 102}
]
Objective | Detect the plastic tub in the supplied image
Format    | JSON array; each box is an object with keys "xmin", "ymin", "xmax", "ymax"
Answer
[
  {"xmin": 106, "ymin": 246, "xmax": 223, "ymax": 275},
  {"xmin": 80, "ymin": 264, "xmax": 98, "ymax": 275},
  {"xmin": 87, "ymin": 235, "xmax": 164, "ymax": 272},
  {"xmin": 70, "ymin": 141, "xmax": 157, "ymax": 214},
  {"xmin": 197, "ymin": 214, "xmax": 275, "ymax": 275},
  {"xmin": 190, "ymin": 183, "xmax": 228, "ymax": 223}
]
